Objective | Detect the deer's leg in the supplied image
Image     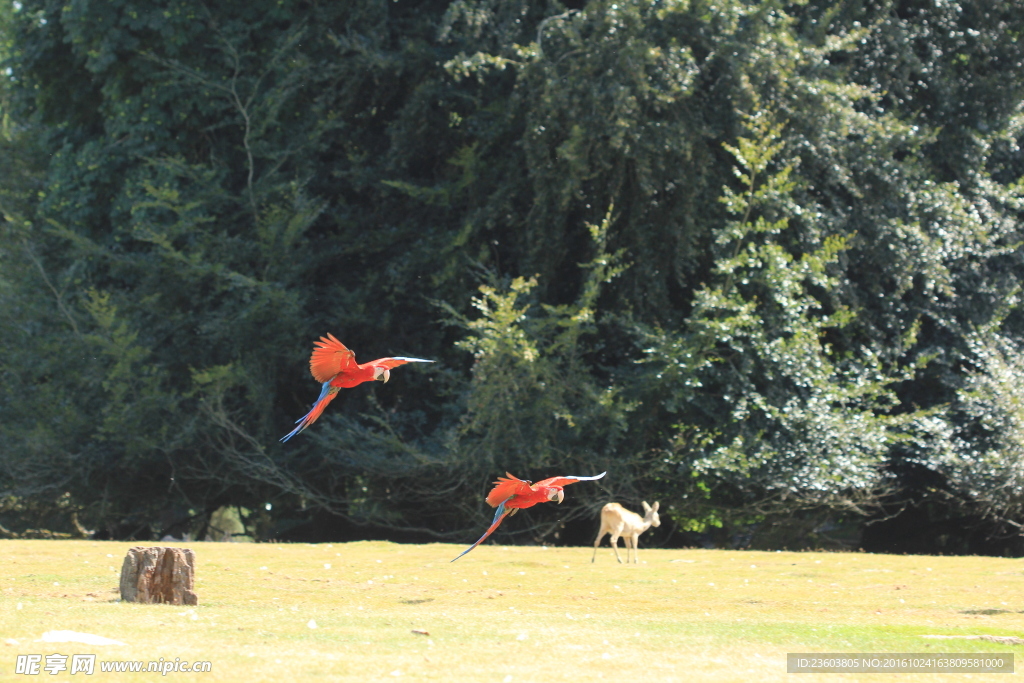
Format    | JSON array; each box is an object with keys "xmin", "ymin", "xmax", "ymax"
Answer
[
  {"xmin": 592, "ymin": 529, "xmax": 607, "ymax": 563},
  {"xmin": 610, "ymin": 532, "xmax": 624, "ymax": 563}
]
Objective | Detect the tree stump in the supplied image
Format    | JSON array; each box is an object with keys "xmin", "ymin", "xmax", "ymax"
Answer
[{"xmin": 119, "ymin": 546, "xmax": 198, "ymax": 605}]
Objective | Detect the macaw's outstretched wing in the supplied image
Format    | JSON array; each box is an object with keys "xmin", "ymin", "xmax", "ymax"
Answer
[
  {"xmin": 309, "ymin": 334, "xmax": 357, "ymax": 383},
  {"xmin": 362, "ymin": 356, "xmax": 435, "ymax": 370},
  {"xmin": 280, "ymin": 382, "xmax": 339, "ymax": 442},
  {"xmin": 451, "ymin": 501, "xmax": 513, "ymax": 562},
  {"xmin": 485, "ymin": 473, "xmax": 534, "ymax": 508},
  {"xmin": 533, "ymin": 472, "xmax": 607, "ymax": 489}
]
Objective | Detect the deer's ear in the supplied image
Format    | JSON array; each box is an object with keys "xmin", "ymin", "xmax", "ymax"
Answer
[
  {"xmin": 652, "ymin": 501, "xmax": 660, "ymax": 511},
  {"xmin": 642, "ymin": 501, "xmax": 651, "ymax": 512}
]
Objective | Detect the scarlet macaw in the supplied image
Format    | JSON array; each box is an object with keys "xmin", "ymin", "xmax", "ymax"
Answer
[
  {"xmin": 451, "ymin": 471, "xmax": 607, "ymax": 562},
  {"xmin": 280, "ymin": 333, "xmax": 434, "ymax": 442}
]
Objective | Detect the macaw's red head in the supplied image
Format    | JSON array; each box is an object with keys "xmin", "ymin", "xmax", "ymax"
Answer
[
  {"xmin": 545, "ymin": 487, "xmax": 565, "ymax": 504},
  {"xmin": 373, "ymin": 367, "xmax": 391, "ymax": 383}
]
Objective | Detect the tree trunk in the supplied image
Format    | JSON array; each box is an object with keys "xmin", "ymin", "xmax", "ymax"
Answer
[{"xmin": 119, "ymin": 546, "xmax": 198, "ymax": 605}]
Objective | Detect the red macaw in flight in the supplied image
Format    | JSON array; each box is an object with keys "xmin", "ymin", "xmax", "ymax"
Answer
[
  {"xmin": 451, "ymin": 471, "xmax": 606, "ymax": 561},
  {"xmin": 281, "ymin": 333, "xmax": 434, "ymax": 442}
]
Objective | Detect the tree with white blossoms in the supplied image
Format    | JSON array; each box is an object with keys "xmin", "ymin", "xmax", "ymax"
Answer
[{"xmin": 927, "ymin": 323, "xmax": 1024, "ymax": 530}]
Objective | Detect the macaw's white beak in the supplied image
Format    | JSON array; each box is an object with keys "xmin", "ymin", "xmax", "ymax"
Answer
[
  {"xmin": 374, "ymin": 367, "xmax": 391, "ymax": 383},
  {"xmin": 548, "ymin": 489, "xmax": 564, "ymax": 504}
]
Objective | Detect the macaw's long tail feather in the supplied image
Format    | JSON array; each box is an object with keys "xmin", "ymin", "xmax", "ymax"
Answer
[
  {"xmin": 451, "ymin": 501, "xmax": 510, "ymax": 562},
  {"xmin": 280, "ymin": 382, "xmax": 339, "ymax": 442}
]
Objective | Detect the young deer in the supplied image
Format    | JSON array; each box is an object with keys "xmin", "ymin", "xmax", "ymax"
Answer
[{"xmin": 591, "ymin": 501, "xmax": 660, "ymax": 564}]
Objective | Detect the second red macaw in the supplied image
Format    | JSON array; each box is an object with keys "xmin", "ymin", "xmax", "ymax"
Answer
[
  {"xmin": 451, "ymin": 471, "xmax": 606, "ymax": 561},
  {"xmin": 281, "ymin": 333, "xmax": 434, "ymax": 442}
]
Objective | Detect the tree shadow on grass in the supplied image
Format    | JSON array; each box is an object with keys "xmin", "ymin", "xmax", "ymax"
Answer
[{"xmin": 959, "ymin": 608, "xmax": 1021, "ymax": 615}]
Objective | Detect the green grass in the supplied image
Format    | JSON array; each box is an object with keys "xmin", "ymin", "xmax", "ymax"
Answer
[{"xmin": 2, "ymin": 540, "xmax": 1022, "ymax": 681}]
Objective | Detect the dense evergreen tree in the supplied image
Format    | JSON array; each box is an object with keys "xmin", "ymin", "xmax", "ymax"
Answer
[{"xmin": 1, "ymin": 0, "xmax": 1022, "ymax": 551}]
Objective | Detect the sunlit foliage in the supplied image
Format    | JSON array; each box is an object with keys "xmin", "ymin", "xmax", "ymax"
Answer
[{"xmin": 1, "ymin": 0, "xmax": 1023, "ymax": 549}]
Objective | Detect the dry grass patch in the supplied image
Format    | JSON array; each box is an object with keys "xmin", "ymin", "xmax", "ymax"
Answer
[{"xmin": 2, "ymin": 540, "xmax": 1023, "ymax": 681}]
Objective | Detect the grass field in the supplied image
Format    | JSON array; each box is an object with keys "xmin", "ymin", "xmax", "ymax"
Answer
[{"xmin": 1, "ymin": 539, "xmax": 1022, "ymax": 681}]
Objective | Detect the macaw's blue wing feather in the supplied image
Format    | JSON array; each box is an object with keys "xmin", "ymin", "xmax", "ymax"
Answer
[
  {"xmin": 369, "ymin": 357, "xmax": 436, "ymax": 370},
  {"xmin": 280, "ymin": 381, "xmax": 336, "ymax": 443},
  {"xmin": 451, "ymin": 501, "xmax": 511, "ymax": 562},
  {"xmin": 533, "ymin": 471, "xmax": 607, "ymax": 488}
]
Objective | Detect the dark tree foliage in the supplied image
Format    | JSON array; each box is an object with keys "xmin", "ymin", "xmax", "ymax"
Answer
[{"xmin": 1, "ymin": 0, "xmax": 1023, "ymax": 551}]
